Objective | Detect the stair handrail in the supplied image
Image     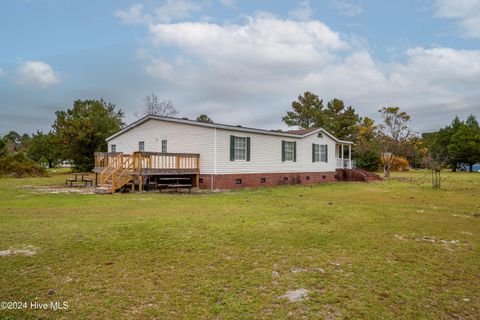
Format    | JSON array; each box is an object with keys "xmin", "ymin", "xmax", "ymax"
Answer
[
  {"xmin": 107, "ymin": 154, "xmax": 135, "ymax": 191},
  {"xmin": 99, "ymin": 153, "xmax": 123, "ymax": 185}
]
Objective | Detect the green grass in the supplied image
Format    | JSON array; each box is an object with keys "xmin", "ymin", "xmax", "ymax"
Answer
[{"xmin": 0, "ymin": 170, "xmax": 479, "ymax": 319}]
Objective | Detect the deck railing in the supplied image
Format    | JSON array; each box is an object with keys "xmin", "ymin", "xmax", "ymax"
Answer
[
  {"xmin": 335, "ymin": 158, "xmax": 352, "ymax": 169},
  {"xmin": 94, "ymin": 151, "xmax": 200, "ymax": 174}
]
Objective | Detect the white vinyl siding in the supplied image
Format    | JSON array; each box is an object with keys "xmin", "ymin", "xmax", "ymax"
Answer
[
  {"xmin": 107, "ymin": 118, "xmax": 340, "ymax": 175},
  {"xmin": 233, "ymin": 136, "xmax": 247, "ymax": 160},
  {"xmin": 284, "ymin": 141, "xmax": 295, "ymax": 162}
]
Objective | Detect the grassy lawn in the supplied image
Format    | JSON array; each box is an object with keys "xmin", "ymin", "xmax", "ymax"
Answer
[{"xmin": 0, "ymin": 171, "xmax": 479, "ymax": 319}]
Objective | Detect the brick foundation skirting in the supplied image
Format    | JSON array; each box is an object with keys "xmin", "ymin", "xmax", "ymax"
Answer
[{"xmin": 198, "ymin": 172, "xmax": 337, "ymax": 189}]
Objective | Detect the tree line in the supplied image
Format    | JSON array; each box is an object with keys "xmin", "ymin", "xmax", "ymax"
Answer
[
  {"xmin": 0, "ymin": 94, "xmax": 214, "ymax": 175},
  {"xmin": 0, "ymin": 91, "xmax": 478, "ymax": 176},
  {"xmin": 282, "ymin": 91, "xmax": 480, "ymax": 176}
]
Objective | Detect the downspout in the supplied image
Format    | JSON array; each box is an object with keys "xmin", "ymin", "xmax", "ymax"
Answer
[{"xmin": 212, "ymin": 127, "xmax": 217, "ymax": 190}]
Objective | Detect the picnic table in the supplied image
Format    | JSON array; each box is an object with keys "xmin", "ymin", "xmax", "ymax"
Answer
[
  {"xmin": 157, "ymin": 177, "xmax": 193, "ymax": 192},
  {"xmin": 66, "ymin": 174, "xmax": 93, "ymax": 187}
]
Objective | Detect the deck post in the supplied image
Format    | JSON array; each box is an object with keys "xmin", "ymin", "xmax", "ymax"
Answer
[
  {"xmin": 348, "ymin": 144, "xmax": 351, "ymax": 168},
  {"xmin": 139, "ymin": 175, "xmax": 143, "ymax": 192}
]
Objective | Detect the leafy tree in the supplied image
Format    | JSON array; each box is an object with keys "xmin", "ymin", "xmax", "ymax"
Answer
[
  {"xmin": 52, "ymin": 99, "xmax": 124, "ymax": 171},
  {"xmin": 377, "ymin": 107, "xmax": 414, "ymax": 177},
  {"xmin": 324, "ymin": 99, "xmax": 361, "ymax": 140},
  {"xmin": 282, "ymin": 92, "xmax": 325, "ymax": 129},
  {"xmin": 2, "ymin": 131, "xmax": 21, "ymax": 153},
  {"xmin": 282, "ymin": 92, "xmax": 361, "ymax": 140},
  {"xmin": 28, "ymin": 131, "xmax": 59, "ymax": 168},
  {"xmin": 0, "ymin": 138, "xmax": 6, "ymax": 157},
  {"xmin": 355, "ymin": 150, "xmax": 381, "ymax": 172},
  {"xmin": 448, "ymin": 115, "xmax": 480, "ymax": 171},
  {"xmin": 138, "ymin": 93, "xmax": 178, "ymax": 118},
  {"xmin": 196, "ymin": 114, "xmax": 213, "ymax": 123},
  {"xmin": 353, "ymin": 117, "xmax": 381, "ymax": 171}
]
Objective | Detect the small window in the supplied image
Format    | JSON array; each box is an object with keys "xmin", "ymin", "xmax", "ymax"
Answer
[
  {"xmin": 236, "ymin": 179, "xmax": 242, "ymax": 185},
  {"xmin": 111, "ymin": 144, "xmax": 116, "ymax": 153},
  {"xmin": 284, "ymin": 141, "xmax": 295, "ymax": 161},
  {"xmin": 139, "ymin": 141, "xmax": 145, "ymax": 151},
  {"xmin": 234, "ymin": 136, "xmax": 247, "ymax": 160},
  {"xmin": 260, "ymin": 177, "xmax": 266, "ymax": 183},
  {"xmin": 161, "ymin": 140, "xmax": 167, "ymax": 153},
  {"xmin": 322, "ymin": 175, "xmax": 326, "ymax": 179},
  {"xmin": 313, "ymin": 144, "xmax": 320, "ymax": 162},
  {"xmin": 320, "ymin": 145, "xmax": 327, "ymax": 162},
  {"xmin": 306, "ymin": 176, "xmax": 310, "ymax": 181},
  {"xmin": 283, "ymin": 177, "xmax": 288, "ymax": 182}
]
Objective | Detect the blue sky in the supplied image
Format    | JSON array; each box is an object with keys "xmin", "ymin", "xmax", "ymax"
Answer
[{"xmin": 1, "ymin": 0, "xmax": 479, "ymax": 135}]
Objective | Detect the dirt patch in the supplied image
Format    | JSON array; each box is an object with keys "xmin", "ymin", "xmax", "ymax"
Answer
[
  {"xmin": 17, "ymin": 185, "xmax": 94, "ymax": 194},
  {"xmin": 291, "ymin": 267, "xmax": 325, "ymax": 273},
  {"xmin": 279, "ymin": 289, "xmax": 310, "ymax": 302},
  {"xmin": 394, "ymin": 234, "xmax": 463, "ymax": 245},
  {"xmin": 0, "ymin": 245, "xmax": 39, "ymax": 257}
]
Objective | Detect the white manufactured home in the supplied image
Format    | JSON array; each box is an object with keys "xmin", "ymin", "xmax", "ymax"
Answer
[{"xmin": 94, "ymin": 115, "xmax": 355, "ymax": 193}]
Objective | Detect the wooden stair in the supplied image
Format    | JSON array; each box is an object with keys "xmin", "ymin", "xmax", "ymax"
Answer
[{"xmin": 94, "ymin": 154, "xmax": 135, "ymax": 194}]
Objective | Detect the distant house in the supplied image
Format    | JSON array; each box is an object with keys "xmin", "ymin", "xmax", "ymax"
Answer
[
  {"xmin": 93, "ymin": 115, "xmax": 365, "ymax": 193},
  {"xmin": 460, "ymin": 163, "xmax": 480, "ymax": 172}
]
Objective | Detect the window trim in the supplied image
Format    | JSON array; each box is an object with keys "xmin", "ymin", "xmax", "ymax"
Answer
[
  {"xmin": 161, "ymin": 140, "xmax": 167, "ymax": 153},
  {"xmin": 111, "ymin": 144, "xmax": 116, "ymax": 153},
  {"xmin": 283, "ymin": 141, "xmax": 295, "ymax": 162},
  {"xmin": 320, "ymin": 144, "xmax": 327, "ymax": 162},
  {"xmin": 139, "ymin": 141, "xmax": 145, "ymax": 151},
  {"xmin": 312, "ymin": 144, "xmax": 320, "ymax": 162},
  {"xmin": 233, "ymin": 136, "xmax": 248, "ymax": 161}
]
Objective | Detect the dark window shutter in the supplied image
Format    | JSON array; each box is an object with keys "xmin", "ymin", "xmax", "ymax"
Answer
[
  {"xmin": 246, "ymin": 137, "xmax": 251, "ymax": 161},
  {"xmin": 281, "ymin": 140, "xmax": 285, "ymax": 162},
  {"xmin": 293, "ymin": 141, "xmax": 297, "ymax": 162},
  {"xmin": 230, "ymin": 135, "xmax": 235, "ymax": 161},
  {"xmin": 324, "ymin": 144, "xmax": 328, "ymax": 162},
  {"xmin": 312, "ymin": 144, "xmax": 315, "ymax": 162}
]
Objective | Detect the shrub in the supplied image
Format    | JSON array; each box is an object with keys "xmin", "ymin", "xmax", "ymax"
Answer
[
  {"xmin": 0, "ymin": 153, "xmax": 47, "ymax": 177},
  {"xmin": 391, "ymin": 156, "xmax": 410, "ymax": 171},
  {"xmin": 355, "ymin": 151, "xmax": 381, "ymax": 172}
]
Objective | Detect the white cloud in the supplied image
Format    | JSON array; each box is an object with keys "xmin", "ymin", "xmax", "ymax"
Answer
[
  {"xmin": 16, "ymin": 61, "xmax": 59, "ymax": 88},
  {"xmin": 328, "ymin": 0, "xmax": 364, "ymax": 17},
  {"xmin": 434, "ymin": 0, "xmax": 480, "ymax": 38},
  {"xmin": 0, "ymin": 67, "xmax": 5, "ymax": 77},
  {"xmin": 219, "ymin": 0, "xmax": 235, "ymax": 8},
  {"xmin": 115, "ymin": 0, "xmax": 204, "ymax": 25},
  {"xmin": 290, "ymin": 0, "xmax": 314, "ymax": 21},
  {"xmin": 122, "ymin": 12, "xmax": 480, "ymax": 131},
  {"xmin": 115, "ymin": 3, "xmax": 152, "ymax": 25}
]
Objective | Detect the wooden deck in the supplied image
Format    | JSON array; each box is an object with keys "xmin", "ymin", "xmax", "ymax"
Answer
[{"xmin": 93, "ymin": 152, "xmax": 200, "ymax": 193}]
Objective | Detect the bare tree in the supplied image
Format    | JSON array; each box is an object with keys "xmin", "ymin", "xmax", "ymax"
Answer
[
  {"xmin": 424, "ymin": 152, "xmax": 451, "ymax": 188},
  {"xmin": 136, "ymin": 93, "xmax": 178, "ymax": 118}
]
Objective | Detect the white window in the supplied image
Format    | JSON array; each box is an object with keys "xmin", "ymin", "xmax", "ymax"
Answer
[
  {"xmin": 320, "ymin": 145, "xmax": 327, "ymax": 162},
  {"xmin": 139, "ymin": 141, "xmax": 145, "ymax": 151},
  {"xmin": 284, "ymin": 141, "xmax": 295, "ymax": 162},
  {"xmin": 234, "ymin": 136, "xmax": 247, "ymax": 160},
  {"xmin": 313, "ymin": 144, "xmax": 320, "ymax": 162},
  {"xmin": 111, "ymin": 144, "xmax": 116, "ymax": 153},
  {"xmin": 162, "ymin": 140, "xmax": 167, "ymax": 153}
]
